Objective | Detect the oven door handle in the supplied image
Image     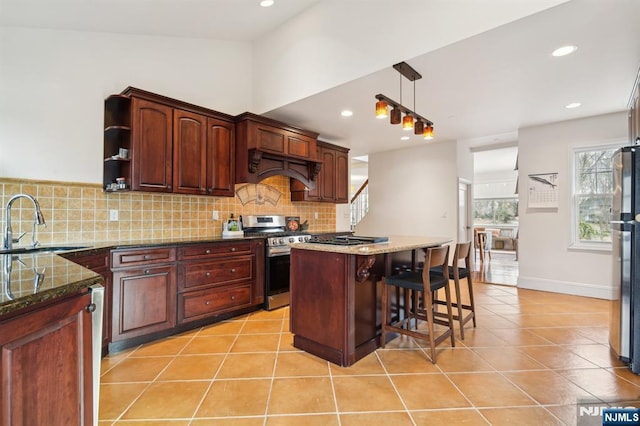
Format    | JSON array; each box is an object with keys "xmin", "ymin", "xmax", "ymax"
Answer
[{"xmin": 268, "ymin": 248, "xmax": 291, "ymax": 257}]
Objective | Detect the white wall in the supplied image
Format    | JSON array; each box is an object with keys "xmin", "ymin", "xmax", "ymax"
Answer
[
  {"xmin": 355, "ymin": 142, "xmax": 458, "ymax": 242},
  {"xmin": 0, "ymin": 27, "xmax": 252, "ymax": 183},
  {"xmin": 518, "ymin": 111, "xmax": 628, "ymax": 299},
  {"xmin": 474, "ymin": 169, "xmax": 518, "ymax": 199}
]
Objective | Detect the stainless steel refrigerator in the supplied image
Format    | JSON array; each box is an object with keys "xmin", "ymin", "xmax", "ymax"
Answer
[{"xmin": 610, "ymin": 146, "xmax": 640, "ymax": 373}]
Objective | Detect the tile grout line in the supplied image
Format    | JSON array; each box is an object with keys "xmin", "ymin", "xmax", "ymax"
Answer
[
  {"xmin": 327, "ymin": 351, "xmax": 342, "ymax": 426},
  {"xmin": 374, "ymin": 348, "xmax": 418, "ymax": 426},
  {"xmin": 186, "ymin": 316, "xmax": 249, "ymax": 424},
  {"xmin": 261, "ymin": 312, "xmax": 286, "ymax": 426},
  {"xmin": 109, "ymin": 326, "xmax": 207, "ymax": 424}
]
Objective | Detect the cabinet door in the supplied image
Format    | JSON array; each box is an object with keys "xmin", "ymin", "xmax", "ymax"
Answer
[
  {"xmin": 320, "ymin": 147, "xmax": 336, "ymax": 201},
  {"xmin": 112, "ymin": 265, "xmax": 177, "ymax": 342},
  {"xmin": 633, "ymin": 83, "xmax": 640, "ymax": 143},
  {"xmin": 131, "ymin": 98, "xmax": 173, "ymax": 192},
  {"xmin": 0, "ymin": 292, "xmax": 93, "ymax": 426},
  {"xmin": 174, "ymin": 109, "xmax": 207, "ymax": 194},
  {"xmin": 206, "ymin": 117, "xmax": 235, "ymax": 196},
  {"xmin": 334, "ymin": 149, "xmax": 349, "ymax": 203},
  {"xmin": 62, "ymin": 250, "xmax": 112, "ymax": 351}
]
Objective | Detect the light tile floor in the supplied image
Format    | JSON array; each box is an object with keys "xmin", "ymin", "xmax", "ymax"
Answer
[
  {"xmin": 472, "ymin": 249, "xmax": 518, "ymax": 286},
  {"xmin": 99, "ymin": 282, "xmax": 637, "ymax": 425}
]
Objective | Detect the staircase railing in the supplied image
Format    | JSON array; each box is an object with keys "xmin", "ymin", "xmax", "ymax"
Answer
[{"xmin": 350, "ymin": 179, "xmax": 369, "ymax": 229}]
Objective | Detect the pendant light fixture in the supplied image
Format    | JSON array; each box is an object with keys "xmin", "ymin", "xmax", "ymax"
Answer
[
  {"xmin": 402, "ymin": 114, "xmax": 414, "ymax": 131},
  {"xmin": 375, "ymin": 100, "xmax": 388, "ymax": 118},
  {"xmin": 423, "ymin": 124, "xmax": 434, "ymax": 140},
  {"xmin": 375, "ymin": 61, "xmax": 434, "ymax": 139}
]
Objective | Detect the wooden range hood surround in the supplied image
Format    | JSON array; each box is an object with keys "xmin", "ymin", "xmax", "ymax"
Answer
[{"xmin": 235, "ymin": 112, "xmax": 322, "ymax": 187}]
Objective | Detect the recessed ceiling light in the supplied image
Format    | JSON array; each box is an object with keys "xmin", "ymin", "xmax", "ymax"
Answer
[
  {"xmin": 552, "ymin": 45, "xmax": 578, "ymax": 57},
  {"xmin": 400, "ymin": 136, "xmax": 410, "ymax": 141},
  {"xmin": 565, "ymin": 102, "xmax": 581, "ymax": 109},
  {"xmin": 341, "ymin": 110, "xmax": 353, "ymax": 117},
  {"xmin": 260, "ymin": 0, "xmax": 274, "ymax": 7}
]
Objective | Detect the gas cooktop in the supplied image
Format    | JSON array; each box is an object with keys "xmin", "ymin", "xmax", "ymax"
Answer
[{"xmin": 307, "ymin": 236, "xmax": 389, "ymax": 246}]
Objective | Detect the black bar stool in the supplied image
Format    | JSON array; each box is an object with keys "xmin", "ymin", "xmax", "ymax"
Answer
[
  {"xmin": 380, "ymin": 245, "xmax": 455, "ymax": 363},
  {"xmin": 431, "ymin": 241, "xmax": 476, "ymax": 340}
]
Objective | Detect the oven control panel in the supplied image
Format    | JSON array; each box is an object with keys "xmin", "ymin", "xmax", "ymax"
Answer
[{"xmin": 267, "ymin": 235, "xmax": 311, "ymax": 247}]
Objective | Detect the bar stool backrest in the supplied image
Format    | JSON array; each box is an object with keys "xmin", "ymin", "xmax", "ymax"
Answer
[{"xmin": 422, "ymin": 245, "xmax": 450, "ymax": 284}]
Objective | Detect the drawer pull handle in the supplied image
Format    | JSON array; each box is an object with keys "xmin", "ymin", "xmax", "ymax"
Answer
[
  {"xmin": 205, "ymin": 249, "xmax": 211, "ymax": 254},
  {"xmin": 143, "ymin": 255, "xmax": 149, "ymax": 260},
  {"xmin": 86, "ymin": 303, "xmax": 96, "ymax": 313},
  {"xmin": 230, "ymin": 247, "xmax": 236, "ymax": 252},
  {"xmin": 205, "ymin": 272, "xmax": 211, "ymax": 277},
  {"xmin": 144, "ymin": 269, "xmax": 150, "ymax": 274},
  {"xmin": 205, "ymin": 301, "xmax": 211, "ymax": 305},
  {"xmin": 230, "ymin": 268, "xmax": 236, "ymax": 273},
  {"xmin": 231, "ymin": 296, "xmax": 235, "ymax": 300}
]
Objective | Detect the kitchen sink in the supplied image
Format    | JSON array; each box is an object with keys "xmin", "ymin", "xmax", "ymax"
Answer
[{"xmin": 0, "ymin": 245, "xmax": 90, "ymax": 255}]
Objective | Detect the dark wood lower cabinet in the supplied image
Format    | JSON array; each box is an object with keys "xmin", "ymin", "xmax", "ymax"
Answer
[
  {"xmin": 111, "ymin": 265, "xmax": 177, "ymax": 342},
  {"xmin": 0, "ymin": 291, "xmax": 94, "ymax": 425},
  {"xmin": 61, "ymin": 248, "xmax": 112, "ymax": 354},
  {"xmin": 290, "ymin": 248, "xmax": 385, "ymax": 367}
]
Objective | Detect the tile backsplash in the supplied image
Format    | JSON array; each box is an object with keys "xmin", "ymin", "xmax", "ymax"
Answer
[{"xmin": 0, "ymin": 176, "xmax": 336, "ymax": 245}]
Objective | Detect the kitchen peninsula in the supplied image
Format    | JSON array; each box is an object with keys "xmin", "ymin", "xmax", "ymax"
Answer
[{"xmin": 290, "ymin": 235, "xmax": 451, "ymax": 367}]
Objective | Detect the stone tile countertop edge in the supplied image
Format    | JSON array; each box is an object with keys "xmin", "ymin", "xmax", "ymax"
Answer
[
  {"xmin": 0, "ymin": 253, "xmax": 104, "ymax": 318},
  {"xmin": 0, "ymin": 235, "xmax": 265, "ymax": 318},
  {"xmin": 292, "ymin": 235, "xmax": 453, "ymax": 255}
]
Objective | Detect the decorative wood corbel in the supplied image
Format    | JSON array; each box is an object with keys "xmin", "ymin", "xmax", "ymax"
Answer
[
  {"xmin": 309, "ymin": 161, "xmax": 322, "ymax": 181},
  {"xmin": 248, "ymin": 149, "xmax": 263, "ymax": 173},
  {"xmin": 356, "ymin": 255, "xmax": 376, "ymax": 282}
]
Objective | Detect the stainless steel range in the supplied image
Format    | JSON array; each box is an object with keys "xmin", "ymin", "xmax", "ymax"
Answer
[{"xmin": 241, "ymin": 215, "xmax": 311, "ymax": 310}]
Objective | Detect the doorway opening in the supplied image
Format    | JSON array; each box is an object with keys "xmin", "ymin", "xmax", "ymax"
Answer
[{"xmin": 472, "ymin": 145, "xmax": 519, "ymax": 286}]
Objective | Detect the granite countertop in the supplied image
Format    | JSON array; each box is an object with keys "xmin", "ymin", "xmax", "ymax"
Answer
[
  {"xmin": 0, "ymin": 237, "xmax": 260, "ymax": 317},
  {"xmin": 0, "ymin": 232, "xmax": 350, "ymax": 318},
  {"xmin": 292, "ymin": 235, "xmax": 452, "ymax": 255},
  {"xmin": 0, "ymin": 252, "xmax": 103, "ymax": 317}
]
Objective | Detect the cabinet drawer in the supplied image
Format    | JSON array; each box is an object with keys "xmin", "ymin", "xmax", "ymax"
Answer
[
  {"xmin": 178, "ymin": 242, "xmax": 253, "ymax": 260},
  {"xmin": 179, "ymin": 256, "xmax": 253, "ymax": 290},
  {"xmin": 112, "ymin": 247, "xmax": 176, "ymax": 268},
  {"xmin": 178, "ymin": 285, "xmax": 251, "ymax": 324}
]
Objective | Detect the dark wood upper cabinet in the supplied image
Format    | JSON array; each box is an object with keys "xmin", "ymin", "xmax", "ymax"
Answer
[
  {"xmin": 335, "ymin": 148, "xmax": 349, "ymax": 203},
  {"xmin": 105, "ymin": 87, "xmax": 236, "ymax": 197},
  {"xmin": 291, "ymin": 141, "xmax": 350, "ymax": 203},
  {"xmin": 174, "ymin": 109, "xmax": 207, "ymax": 194},
  {"xmin": 236, "ymin": 114, "xmax": 317, "ymax": 160},
  {"xmin": 206, "ymin": 117, "xmax": 235, "ymax": 197},
  {"xmin": 172, "ymin": 111, "xmax": 235, "ymax": 196},
  {"xmin": 131, "ymin": 98, "xmax": 173, "ymax": 192},
  {"xmin": 235, "ymin": 113, "xmax": 321, "ymax": 186}
]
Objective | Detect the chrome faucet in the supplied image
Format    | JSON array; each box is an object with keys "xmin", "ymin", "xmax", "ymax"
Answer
[{"xmin": 3, "ymin": 194, "xmax": 47, "ymax": 250}]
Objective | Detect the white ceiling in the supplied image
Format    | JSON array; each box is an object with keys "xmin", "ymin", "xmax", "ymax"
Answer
[
  {"xmin": 0, "ymin": 0, "xmax": 322, "ymax": 41},
  {"xmin": 263, "ymin": 0, "xmax": 640, "ymax": 157},
  {"xmin": 1, "ymin": 0, "xmax": 639, "ymax": 163}
]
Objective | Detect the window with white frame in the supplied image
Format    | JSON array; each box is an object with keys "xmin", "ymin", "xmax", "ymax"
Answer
[{"xmin": 573, "ymin": 143, "xmax": 624, "ymax": 246}]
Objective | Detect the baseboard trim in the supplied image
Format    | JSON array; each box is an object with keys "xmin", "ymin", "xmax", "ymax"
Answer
[{"xmin": 518, "ymin": 275, "xmax": 614, "ymax": 300}]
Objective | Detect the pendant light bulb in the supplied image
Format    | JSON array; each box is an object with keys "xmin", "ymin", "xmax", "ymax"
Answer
[
  {"xmin": 375, "ymin": 100, "xmax": 388, "ymax": 119},
  {"xmin": 423, "ymin": 124, "xmax": 434, "ymax": 140},
  {"xmin": 402, "ymin": 114, "xmax": 414, "ymax": 131}
]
